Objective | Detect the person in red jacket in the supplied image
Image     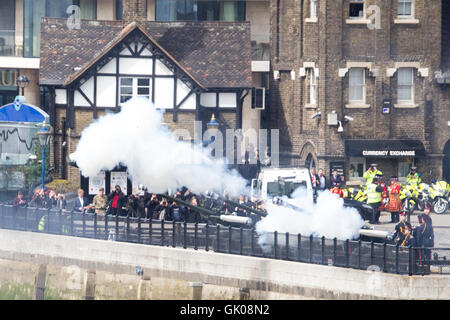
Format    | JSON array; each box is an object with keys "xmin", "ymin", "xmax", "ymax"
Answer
[
  {"xmin": 330, "ymin": 186, "xmax": 344, "ymax": 198},
  {"xmin": 376, "ymin": 174, "xmax": 388, "ymax": 211}
]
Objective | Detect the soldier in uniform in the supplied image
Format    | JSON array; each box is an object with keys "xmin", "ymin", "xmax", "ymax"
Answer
[
  {"xmin": 393, "ymin": 212, "xmax": 412, "ymax": 246},
  {"xmin": 92, "ymin": 187, "xmax": 108, "ymax": 216}
]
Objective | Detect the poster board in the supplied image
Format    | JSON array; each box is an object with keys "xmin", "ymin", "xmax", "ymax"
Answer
[
  {"xmin": 110, "ymin": 171, "xmax": 128, "ymax": 194},
  {"xmin": 88, "ymin": 171, "xmax": 105, "ymax": 195}
]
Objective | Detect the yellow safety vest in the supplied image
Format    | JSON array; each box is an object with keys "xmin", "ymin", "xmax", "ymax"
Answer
[{"xmin": 367, "ymin": 183, "xmax": 381, "ymax": 204}]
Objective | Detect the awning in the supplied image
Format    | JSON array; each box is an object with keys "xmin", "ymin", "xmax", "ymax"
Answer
[{"xmin": 345, "ymin": 140, "xmax": 426, "ymax": 158}]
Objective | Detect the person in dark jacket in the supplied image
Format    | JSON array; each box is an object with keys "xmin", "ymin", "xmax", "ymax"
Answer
[
  {"xmin": 170, "ymin": 200, "xmax": 183, "ymax": 222},
  {"xmin": 155, "ymin": 198, "xmax": 171, "ymax": 220},
  {"xmin": 393, "ymin": 212, "xmax": 412, "ymax": 246},
  {"xmin": 317, "ymin": 169, "xmax": 327, "ymax": 190},
  {"xmin": 107, "ymin": 185, "xmax": 127, "ymax": 216},
  {"xmin": 128, "ymin": 192, "xmax": 146, "ymax": 218},
  {"xmin": 330, "ymin": 169, "xmax": 342, "ymax": 189},
  {"xmin": 145, "ymin": 194, "xmax": 160, "ymax": 219},
  {"xmin": 413, "ymin": 214, "xmax": 434, "ymax": 266},
  {"xmin": 12, "ymin": 191, "xmax": 27, "ymax": 207},
  {"xmin": 73, "ymin": 189, "xmax": 89, "ymax": 213}
]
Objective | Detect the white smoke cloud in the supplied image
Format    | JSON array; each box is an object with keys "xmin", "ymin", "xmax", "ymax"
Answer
[
  {"xmin": 69, "ymin": 97, "xmax": 247, "ymax": 196},
  {"xmin": 256, "ymin": 188, "xmax": 364, "ymax": 242}
]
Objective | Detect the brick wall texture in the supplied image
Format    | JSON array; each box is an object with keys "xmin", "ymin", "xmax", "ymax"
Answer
[{"xmin": 270, "ymin": 0, "xmax": 450, "ymax": 182}]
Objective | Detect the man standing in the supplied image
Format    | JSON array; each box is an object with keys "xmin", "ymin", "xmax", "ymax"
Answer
[
  {"xmin": 406, "ymin": 166, "xmax": 421, "ymax": 186},
  {"xmin": 93, "ymin": 188, "xmax": 108, "ymax": 215},
  {"xmin": 318, "ymin": 169, "xmax": 327, "ymax": 190},
  {"xmin": 73, "ymin": 189, "xmax": 89, "ymax": 213},
  {"xmin": 393, "ymin": 212, "xmax": 412, "ymax": 246},
  {"xmin": 367, "ymin": 177, "xmax": 384, "ymax": 224},
  {"xmin": 108, "ymin": 185, "xmax": 126, "ymax": 216},
  {"xmin": 330, "ymin": 169, "xmax": 342, "ymax": 189},
  {"xmin": 363, "ymin": 163, "xmax": 383, "ymax": 185},
  {"xmin": 386, "ymin": 177, "xmax": 402, "ymax": 223}
]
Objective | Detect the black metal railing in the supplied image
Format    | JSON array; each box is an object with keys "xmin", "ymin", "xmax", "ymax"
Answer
[{"xmin": 0, "ymin": 204, "xmax": 449, "ymax": 275}]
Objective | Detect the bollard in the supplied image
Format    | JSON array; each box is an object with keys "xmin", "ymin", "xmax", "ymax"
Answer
[
  {"xmin": 239, "ymin": 287, "xmax": 250, "ymax": 300},
  {"xmin": 33, "ymin": 264, "xmax": 47, "ymax": 300},
  {"xmin": 137, "ymin": 276, "xmax": 152, "ymax": 300},
  {"xmin": 83, "ymin": 270, "xmax": 96, "ymax": 300},
  {"xmin": 189, "ymin": 282, "xmax": 203, "ymax": 300}
]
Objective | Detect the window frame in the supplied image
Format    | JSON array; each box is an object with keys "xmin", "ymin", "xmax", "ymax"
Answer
[
  {"xmin": 310, "ymin": 0, "xmax": 317, "ymax": 19},
  {"xmin": 119, "ymin": 77, "xmax": 152, "ymax": 105},
  {"xmin": 397, "ymin": 68, "xmax": 414, "ymax": 104},
  {"xmin": 397, "ymin": 0, "xmax": 413, "ymax": 19},
  {"xmin": 348, "ymin": 68, "xmax": 366, "ymax": 105},
  {"xmin": 309, "ymin": 68, "xmax": 317, "ymax": 105},
  {"xmin": 349, "ymin": 0, "xmax": 365, "ymax": 19}
]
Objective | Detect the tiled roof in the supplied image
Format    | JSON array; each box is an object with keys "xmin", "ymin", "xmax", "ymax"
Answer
[{"xmin": 39, "ymin": 18, "xmax": 252, "ymax": 89}]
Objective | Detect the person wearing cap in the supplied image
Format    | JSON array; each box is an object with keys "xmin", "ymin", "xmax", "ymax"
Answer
[
  {"xmin": 363, "ymin": 164, "xmax": 383, "ymax": 185},
  {"xmin": 92, "ymin": 187, "xmax": 108, "ymax": 215},
  {"xmin": 367, "ymin": 176, "xmax": 384, "ymax": 224},
  {"xmin": 393, "ymin": 212, "xmax": 412, "ymax": 246},
  {"xmin": 423, "ymin": 205, "xmax": 432, "ymax": 224},
  {"xmin": 385, "ymin": 176, "xmax": 402, "ymax": 223},
  {"xmin": 406, "ymin": 166, "xmax": 421, "ymax": 186}
]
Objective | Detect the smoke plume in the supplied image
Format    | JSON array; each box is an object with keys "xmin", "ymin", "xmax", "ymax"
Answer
[
  {"xmin": 256, "ymin": 188, "xmax": 364, "ymax": 241},
  {"xmin": 69, "ymin": 97, "xmax": 247, "ymax": 196}
]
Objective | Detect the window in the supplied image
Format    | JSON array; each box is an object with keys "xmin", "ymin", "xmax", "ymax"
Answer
[
  {"xmin": 349, "ymin": 68, "xmax": 365, "ymax": 103},
  {"xmin": 119, "ymin": 77, "xmax": 151, "ymax": 104},
  {"xmin": 397, "ymin": 68, "xmax": 414, "ymax": 103},
  {"xmin": 349, "ymin": 158, "xmax": 365, "ymax": 180},
  {"xmin": 309, "ymin": 69, "xmax": 317, "ymax": 105},
  {"xmin": 116, "ymin": 0, "xmax": 123, "ymax": 20},
  {"xmin": 24, "ymin": 0, "xmax": 97, "ymax": 57},
  {"xmin": 0, "ymin": 0, "xmax": 15, "ymax": 56},
  {"xmin": 349, "ymin": 0, "xmax": 365, "ymax": 18},
  {"xmin": 398, "ymin": 0, "xmax": 413, "ymax": 18},
  {"xmin": 156, "ymin": 0, "xmax": 245, "ymax": 21},
  {"xmin": 310, "ymin": 0, "xmax": 317, "ymax": 18}
]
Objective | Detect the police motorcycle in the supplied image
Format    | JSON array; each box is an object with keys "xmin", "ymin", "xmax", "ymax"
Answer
[
  {"xmin": 399, "ymin": 183, "xmax": 419, "ymax": 213},
  {"xmin": 426, "ymin": 180, "xmax": 450, "ymax": 214},
  {"xmin": 415, "ymin": 183, "xmax": 429, "ymax": 212}
]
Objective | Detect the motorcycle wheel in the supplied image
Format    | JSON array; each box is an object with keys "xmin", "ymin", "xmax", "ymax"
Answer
[
  {"xmin": 433, "ymin": 198, "xmax": 448, "ymax": 214},
  {"xmin": 416, "ymin": 200, "xmax": 425, "ymax": 212}
]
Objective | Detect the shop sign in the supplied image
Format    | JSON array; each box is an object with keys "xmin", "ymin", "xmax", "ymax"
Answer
[
  {"xmin": 362, "ymin": 150, "xmax": 415, "ymax": 157},
  {"xmin": 0, "ymin": 69, "xmax": 18, "ymax": 87}
]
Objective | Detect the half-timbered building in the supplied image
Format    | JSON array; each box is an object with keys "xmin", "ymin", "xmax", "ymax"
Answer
[{"xmin": 39, "ymin": 18, "xmax": 252, "ymax": 192}]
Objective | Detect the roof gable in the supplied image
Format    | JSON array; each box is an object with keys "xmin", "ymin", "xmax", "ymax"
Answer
[{"xmin": 40, "ymin": 19, "xmax": 252, "ymax": 89}]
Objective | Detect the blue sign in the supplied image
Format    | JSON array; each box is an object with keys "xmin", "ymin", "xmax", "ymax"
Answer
[{"xmin": 0, "ymin": 96, "xmax": 49, "ymax": 123}]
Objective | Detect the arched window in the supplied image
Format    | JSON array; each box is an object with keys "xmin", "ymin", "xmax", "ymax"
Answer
[{"xmin": 305, "ymin": 153, "xmax": 316, "ymax": 170}]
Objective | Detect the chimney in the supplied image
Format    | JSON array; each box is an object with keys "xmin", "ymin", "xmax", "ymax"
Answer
[{"xmin": 122, "ymin": 0, "xmax": 147, "ymax": 26}]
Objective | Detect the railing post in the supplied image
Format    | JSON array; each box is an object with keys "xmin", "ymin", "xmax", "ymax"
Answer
[
  {"xmin": 138, "ymin": 216, "xmax": 141, "ymax": 244},
  {"xmin": 58, "ymin": 209, "xmax": 62, "ymax": 235},
  {"xmin": 333, "ymin": 238, "xmax": 337, "ymax": 266},
  {"xmin": 0, "ymin": 205, "xmax": 3, "ymax": 228},
  {"xmin": 395, "ymin": 244, "xmax": 400, "ymax": 274},
  {"xmin": 94, "ymin": 213, "xmax": 97, "ymax": 239},
  {"xmin": 358, "ymin": 240, "xmax": 362, "ymax": 269},
  {"xmin": 160, "ymin": 219, "xmax": 165, "ymax": 246},
  {"xmin": 321, "ymin": 236, "xmax": 325, "ymax": 265},
  {"xmin": 45, "ymin": 209, "xmax": 50, "ymax": 233},
  {"xmin": 126, "ymin": 215, "xmax": 130, "ymax": 242},
  {"xmin": 216, "ymin": 225, "xmax": 220, "ymax": 252},
  {"xmin": 383, "ymin": 243, "xmax": 387, "ymax": 272},
  {"xmin": 286, "ymin": 232, "xmax": 290, "ymax": 260},
  {"xmin": 183, "ymin": 221, "xmax": 187, "ymax": 249},
  {"xmin": 105, "ymin": 213, "xmax": 109, "ymax": 240},
  {"xmin": 408, "ymin": 245, "xmax": 413, "ymax": 275},
  {"xmin": 35, "ymin": 208, "xmax": 39, "ymax": 232},
  {"xmin": 297, "ymin": 234, "xmax": 302, "ymax": 262},
  {"xmin": 345, "ymin": 239, "xmax": 350, "ymax": 268},
  {"xmin": 239, "ymin": 227, "xmax": 243, "ymax": 255},
  {"xmin": 273, "ymin": 231, "xmax": 278, "ymax": 259},
  {"xmin": 250, "ymin": 228, "xmax": 255, "ymax": 256},
  {"xmin": 70, "ymin": 210, "xmax": 74, "ymax": 236},
  {"xmin": 370, "ymin": 241, "xmax": 374, "ymax": 266},
  {"xmin": 172, "ymin": 221, "xmax": 176, "ymax": 248},
  {"xmin": 309, "ymin": 235, "xmax": 313, "ymax": 263},
  {"xmin": 149, "ymin": 217, "xmax": 152, "ymax": 244},
  {"xmin": 82, "ymin": 211, "xmax": 86, "ymax": 237},
  {"xmin": 115, "ymin": 214, "xmax": 119, "ymax": 240},
  {"xmin": 12, "ymin": 206, "xmax": 17, "ymax": 230},
  {"xmin": 205, "ymin": 224, "xmax": 209, "ymax": 252},
  {"xmin": 194, "ymin": 223, "xmax": 198, "ymax": 250},
  {"xmin": 228, "ymin": 226, "xmax": 232, "ymax": 254}
]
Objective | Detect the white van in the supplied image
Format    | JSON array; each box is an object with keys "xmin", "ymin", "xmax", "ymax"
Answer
[{"xmin": 251, "ymin": 167, "xmax": 313, "ymax": 200}]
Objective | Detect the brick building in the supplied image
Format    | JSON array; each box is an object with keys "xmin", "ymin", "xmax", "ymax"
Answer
[{"xmin": 270, "ymin": 0, "xmax": 450, "ymax": 185}]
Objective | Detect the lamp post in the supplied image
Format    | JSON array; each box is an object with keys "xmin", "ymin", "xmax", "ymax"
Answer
[
  {"xmin": 206, "ymin": 114, "xmax": 219, "ymax": 157},
  {"xmin": 36, "ymin": 121, "xmax": 51, "ymax": 190},
  {"xmin": 16, "ymin": 75, "xmax": 29, "ymax": 96}
]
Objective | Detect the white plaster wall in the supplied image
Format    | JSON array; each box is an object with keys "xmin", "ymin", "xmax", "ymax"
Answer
[
  {"xmin": 119, "ymin": 58, "xmax": 153, "ymax": 75},
  {"xmin": 97, "ymin": 76, "xmax": 116, "ymax": 107}
]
